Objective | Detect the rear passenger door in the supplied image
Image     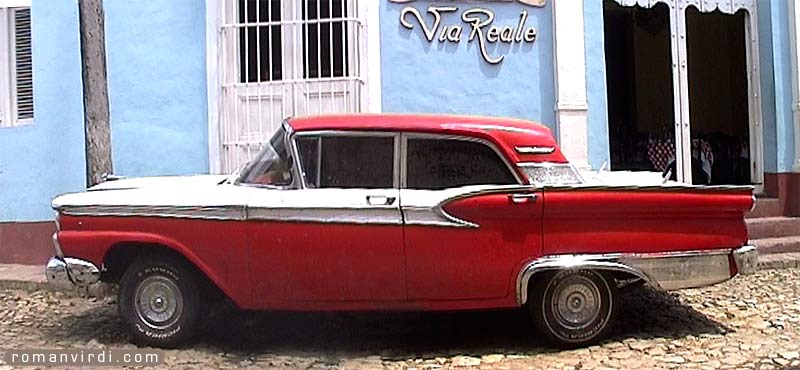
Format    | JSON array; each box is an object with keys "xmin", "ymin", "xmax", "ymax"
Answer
[{"xmin": 400, "ymin": 134, "xmax": 543, "ymax": 301}]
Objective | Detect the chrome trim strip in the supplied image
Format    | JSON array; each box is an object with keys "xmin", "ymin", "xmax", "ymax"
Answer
[
  {"xmin": 541, "ymin": 183, "xmax": 755, "ymax": 193},
  {"xmin": 401, "ymin": 185, "xmax": 536, "ymax": 228},
  {"xmin": 516, "ymin": 246, "xmax": 756, "ymax": 305},
  {"xmin": 52, "ymin": 232, "xmax": 64, "ymax": 258},
  {"xmin": 246, "ymin": 207, "xmax": 403, "ymax": 225},
  {"xmin": 515, "ymin": 146, "xmax": 555, "ymax": 154},
  {"xmin": 59, "ymin": 205, "xmax": 246, "ymax": 220}
]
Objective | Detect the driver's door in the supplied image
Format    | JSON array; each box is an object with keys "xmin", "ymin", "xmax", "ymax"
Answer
[{"xmin": 248, "ymin": 131, "xmax": 406, "ymax": 304}]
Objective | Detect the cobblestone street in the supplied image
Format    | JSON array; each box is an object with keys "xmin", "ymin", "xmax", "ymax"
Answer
[{"xmin": 0, "ymin": 268, "xmax": 798, "ymax": 370}]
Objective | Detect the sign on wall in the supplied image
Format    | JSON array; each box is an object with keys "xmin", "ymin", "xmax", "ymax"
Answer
[{"xmin": 389, "ymin": 0, "xmax": 545, "ymax": 64}]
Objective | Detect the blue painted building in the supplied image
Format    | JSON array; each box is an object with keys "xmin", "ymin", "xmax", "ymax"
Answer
[{"xmin": 1, "ymin": 0, "xmax": 799, "ymax": 263}]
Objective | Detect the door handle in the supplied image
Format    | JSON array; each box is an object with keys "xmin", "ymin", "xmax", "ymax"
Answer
[
  {"xmin": 509, "ymin": 193, "xmax": 537, "ymax": 204},
  {"xmin": 366, "ymin": 195, "xmax": 396, "ymax": 206}
]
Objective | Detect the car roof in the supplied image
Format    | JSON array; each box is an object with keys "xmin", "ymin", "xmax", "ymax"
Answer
[{"xmin": 287, "ymin": 114, "xmax": 568, "ymax": 164}]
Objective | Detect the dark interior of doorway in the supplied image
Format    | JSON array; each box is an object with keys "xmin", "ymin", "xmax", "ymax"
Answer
[{"xmin": 603, "ymin": 1, "xmax": 752, "ymax": 185}]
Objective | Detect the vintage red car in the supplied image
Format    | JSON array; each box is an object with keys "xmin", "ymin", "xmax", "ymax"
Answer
[{"xmin": 46, "ymin": 114, "xmax": 757, "ymax": 348}]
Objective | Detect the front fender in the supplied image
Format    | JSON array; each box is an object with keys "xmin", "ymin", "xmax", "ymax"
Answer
[{"xmin": 56, "ymin": 230, "xmax": 236, "ymax": 304}]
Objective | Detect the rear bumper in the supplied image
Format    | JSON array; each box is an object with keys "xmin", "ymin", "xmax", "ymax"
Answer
[
  {"xmin": 517, "ymin": 245, "xmax": 758, "ymax": 305},
  {"xmin": 621, "ymin": 244, "xmax": 758, "ymax": 291},
  {"xmin": 45, "ymin": 232, "xmax": 100, "ymax": 290}
]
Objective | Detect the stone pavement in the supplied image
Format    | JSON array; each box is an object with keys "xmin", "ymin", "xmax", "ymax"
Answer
[{"xmin": 0, "ymin": 268, "xmax": 799, "ymax": 369}]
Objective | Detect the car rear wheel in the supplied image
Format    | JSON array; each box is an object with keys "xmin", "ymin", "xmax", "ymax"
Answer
[
  {"xmin": 118, "ymin": 257, "xmax": 201, "ymax": 348},
  {"xmin": 529, "ymin": 269, "xmax": 617, "ymax": 348}
]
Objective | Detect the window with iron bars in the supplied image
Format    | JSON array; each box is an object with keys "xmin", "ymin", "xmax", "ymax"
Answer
[
  {"xmin": 0, "ymin": 6, "xmax": 33, "ymax": 128},
  {"xmin": 219, "ymin": 0, "xmax": 365, "ymax": 173}
]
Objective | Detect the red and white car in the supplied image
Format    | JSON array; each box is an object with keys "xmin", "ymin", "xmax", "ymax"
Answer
[{"xmin": 47, "ymin": 114, "xmax": 757, "ymax": 348}]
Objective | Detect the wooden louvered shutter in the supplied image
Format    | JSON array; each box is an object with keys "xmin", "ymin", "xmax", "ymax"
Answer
[{"xmin": 13, "ymin": 7, "xmax": 32, "ymax": 121}]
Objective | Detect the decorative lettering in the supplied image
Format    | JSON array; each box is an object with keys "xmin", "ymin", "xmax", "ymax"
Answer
[{"xmin": 399, "ymin": 6, "xmax": 539, "ymax": 65}]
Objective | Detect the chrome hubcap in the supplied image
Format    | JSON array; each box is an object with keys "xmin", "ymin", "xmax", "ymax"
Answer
[
  {"xmin": 134, "ymin": 275, "xmax": 183, "ymax": 330},
  {"xmin": 551, "ymin": 275, "xmax": 601, "ymax": 330}
]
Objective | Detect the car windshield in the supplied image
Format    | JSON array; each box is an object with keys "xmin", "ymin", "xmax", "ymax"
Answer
[{"xmin": 237, "ymin": 125, "xmax": 294, "ymax": 187}]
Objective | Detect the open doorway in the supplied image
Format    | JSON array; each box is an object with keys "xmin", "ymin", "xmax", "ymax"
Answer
[
  {"xmin": 604, "ymin": 2, "xmax": 676, "ymax": 174},
  {"xmin": 604, "ymin": 1, "xmax": 753, "ymax": 185},
  {"xmin": 686, "ymin": 8, "xmax": 751, "ymax": 185}
]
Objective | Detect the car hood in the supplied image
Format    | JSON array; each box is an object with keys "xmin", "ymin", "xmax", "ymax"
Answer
[
  {"xmin": 51, "ymin": 174, "xmax": 251, "ymax": 217},
  {"xmin": 87, "ymin": 174, "xmax": 232, "ymax": 191}
]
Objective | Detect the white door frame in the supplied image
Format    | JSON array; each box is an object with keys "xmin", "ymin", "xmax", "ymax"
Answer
[
  {"xmin": 205, "ymin": 0, "xmax": 383, "ymax": 174},
  {"xmin": 612, "ymin": 0, "xmax": 764, "ymax": 187}
]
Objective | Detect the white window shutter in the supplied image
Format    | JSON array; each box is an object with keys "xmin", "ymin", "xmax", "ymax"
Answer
[{"xmin": 13, "ymin": 7, "xmax": 33, "ymax": 121}]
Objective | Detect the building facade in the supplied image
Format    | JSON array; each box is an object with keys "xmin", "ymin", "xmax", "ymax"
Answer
[{"xmin": 1, "ymin": 0, "xmax": 799, "ymax": 263}]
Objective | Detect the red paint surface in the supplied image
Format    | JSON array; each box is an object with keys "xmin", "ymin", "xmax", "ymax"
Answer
[
  {"xmin": 56, "ymin": 187, "xmax": 752, "ymax": 311},
  {"xmin": 541, "ymin": 189, "xmax": 752, "ymax": 255},
  {"xmin": 405, "ymin": 191, "xmax": 542, "ymax": 302},
  {"xmin": 288, "ymin": 114, "xmax": 569, "ymax": 167}
]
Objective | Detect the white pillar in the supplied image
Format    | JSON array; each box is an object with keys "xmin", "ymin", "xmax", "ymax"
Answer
[
  {"xmin": 552, "ymin": 0, "xmax": 590, "ymax": 168},
  {"xmin": 789, "ymin": 0, "xmax": 800, "ymax": 172}
]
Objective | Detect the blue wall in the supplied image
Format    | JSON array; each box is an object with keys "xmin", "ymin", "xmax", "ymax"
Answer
[
  {"xmin": 0, "ymin": 0, "xmax": 209, "ymax": 222},
  {"xmin": 583, "ymin": 1, "xmax": 610, "ymax": 169},
  {"xmin": 380, "ymin": 1, "xmax": 556, "ymax": 130},
  {"xmin": 0, "ymin": 1, "xmax": 86, "ymax": 221},
  {"xmin": 105, "ymin": 0, "xmax": 209, "ymax": 177}
]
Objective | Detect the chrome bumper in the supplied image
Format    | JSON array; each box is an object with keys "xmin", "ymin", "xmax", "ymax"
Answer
[
  {"xmin": 517, "ymin": 245, "xmax": 759, "ymax": 304},
  {"xmin": 46, "ymin": 257, "xmax": 101, "ymax": 290},
  {"xmin": 45, "ymin": 232, "xmax": 100, "ymax": 290},
  {"xmin": 621, "ymin": 244, "xmax": 758, "ymax": 291}
]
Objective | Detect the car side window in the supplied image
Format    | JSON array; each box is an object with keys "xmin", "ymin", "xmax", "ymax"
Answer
[
  {"xmin": 297, "ymin": 135, "xmax": 395, "ymax": 189},
  {"xmin": 406, "ymin": 138, "xmax": 518, "ymax": 190}
]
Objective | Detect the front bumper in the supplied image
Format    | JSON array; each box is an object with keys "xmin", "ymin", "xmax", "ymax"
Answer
[
  {"xmin": 45, "ymin": 257, "xmax": 100, "ymax": 290},
  {"xmin": 45, "ymin": 232, "xmax": 100, "ymax": 290}
]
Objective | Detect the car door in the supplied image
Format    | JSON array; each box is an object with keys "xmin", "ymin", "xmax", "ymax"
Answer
[
  {"xmin": 248, "ymin": 131, "xmax": 406, "ymax": 304},
  {"xmin": 401, "ymin": 134, "xmax": 543, "ymax": 301}
]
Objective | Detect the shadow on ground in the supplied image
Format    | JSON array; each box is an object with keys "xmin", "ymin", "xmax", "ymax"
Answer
[{"xmin": 44, "ymin": 285, "xmax": 731, "ymax": 361}]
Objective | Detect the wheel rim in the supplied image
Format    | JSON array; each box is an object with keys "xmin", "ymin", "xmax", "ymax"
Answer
[
  {"xmin": 134, "ymin": 275, "xmax": 183, "ymax": 330},
  {"xmin": 550, "ymin": 273, "xmax": 602, "ymax": 330}
]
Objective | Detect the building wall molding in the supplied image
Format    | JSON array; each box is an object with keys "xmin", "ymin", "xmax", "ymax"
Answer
[
  {"xmin": 788, "ymin": 0, "xmax": 800, "ymax": 173},
  {"xmin": 552, "ymin": 0, "xmax": 590, "ymax": 169},
  {"xmin": 206, "ymin": 0, "xmax": 221, "ymax": 174},
  {"xmin": 365, "ymin": 1, "xmax": 383, "ymax": 113}
]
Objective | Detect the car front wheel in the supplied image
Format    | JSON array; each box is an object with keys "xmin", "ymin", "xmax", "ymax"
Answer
[
  {"xmin": 118, "ymin": 257, "xmax": 201, "ymax": 348},
  {"xmin": 529, "ymin": 269, "xmax": 617, "ymax": 348}
]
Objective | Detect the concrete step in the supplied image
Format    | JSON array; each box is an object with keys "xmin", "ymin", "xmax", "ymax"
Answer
[
  {"xmin": 746, "ymin": 198, "xmax": 783, "ymax": 219},
  {"xmin": 747, "ymin": 217, "xmax": 800, "ymax": 239},
  {"xmin": 751, "ymin": 236, "xmax": 800, "ymax": 255},
  {"xmin": 758, "ymin": 252, "xmax": 800, "ymax": 270}
]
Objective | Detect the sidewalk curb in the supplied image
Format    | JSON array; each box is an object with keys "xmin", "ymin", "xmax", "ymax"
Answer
[{"xmin": 758, "ymin": 253, "xmax": 800, "ymax": 270}]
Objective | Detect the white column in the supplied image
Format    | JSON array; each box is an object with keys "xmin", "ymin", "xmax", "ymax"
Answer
[
  {"xmin": 364, "ymin": 0, "xmax": 383, "ymax": 113},
  {"xmin": 206, "ymin": 0, "xmax": 221, "ymax": 174},
  {"xmin": 789, "ymin": 0, "xmax": 800, "ymax": 172},
  {"xmin": 552, "ymin": 0, "xmax": 590, "ymax": 168}
]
